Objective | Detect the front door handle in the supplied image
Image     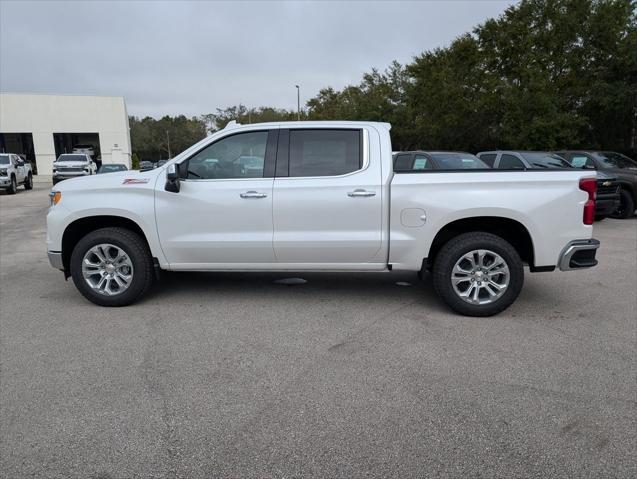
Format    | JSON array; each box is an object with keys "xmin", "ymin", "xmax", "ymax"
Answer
[
  {"xmin": 347, "ymin": 189, "xmax": 376, "ymax": 198},
  {"xmin": 240, "ymin": 191, "xmax": 268, "ymax": 199}
]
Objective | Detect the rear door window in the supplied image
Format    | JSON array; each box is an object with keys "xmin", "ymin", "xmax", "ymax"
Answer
[
  {"xmin": 570, "ymin": 155, "xmax": 594, "ymax": 168},
  {"xmin": 393, "ymin": 154, "xmax": 413, "ymax": 171},
  {"xmin": 413, "ymin": 154, "xmax": 433, "ymax": 170},
  {"xmin": 288, "ymin": 129, "xmax": 361, "ymax": 177},
  {"xmin": 498, "ymin": 154, "xmax": 525, "ymax": 169},
  {"xmin": 478, "ymin": 153, "xmax": 496, "ymax": 167}
]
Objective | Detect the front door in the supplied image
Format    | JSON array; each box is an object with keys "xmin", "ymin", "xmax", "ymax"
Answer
[
  {"xmin": 272, "ymin": 128, "xmax": 384, "ymax": 266},
  {"xmin": 155, "ymin": 129, "xmax": 278, "ymax": 268}
]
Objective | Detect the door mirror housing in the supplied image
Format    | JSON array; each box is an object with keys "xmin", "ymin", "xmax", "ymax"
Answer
[{"xmin": 165, "ymin": 163, "xmax": 180, "ymax": 193}]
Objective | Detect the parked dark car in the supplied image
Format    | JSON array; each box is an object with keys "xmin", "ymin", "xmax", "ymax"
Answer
[
  {"xmin": 97, "ymin": 163, "xmax": 128, "ymax": 174},
  {"xmin": 476, "ymin": 151, "xmax": 571, "ymax": 169},
  {"xmin": 156, "ymin": 160, "xmax": 168, "ymax": 167},
  {"xmin": 477, "ymin": 151, "xmax": 621, "ymax": 220},
  {"xmin": 139, "ymin": 160, "xmax": 155, "ymax": 171},
  {"xmin": 393, "ymin": 151, "xmax": 489, "ymax": 171},
  {"xmin": 555, "ymin": 151, "xmax": 637, "ymax": 219}
]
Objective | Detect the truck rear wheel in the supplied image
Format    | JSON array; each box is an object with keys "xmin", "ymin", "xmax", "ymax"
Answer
[
  {"xmin": 70, "ymin": 227, "xmax": 154, "ymax": 306},
  {"xmin": 610, "ymin": 189, "xmax": 635, "ymax": 219},
  {"xmin": 432, "ymin": 232, "xmax": 524, "ymax": 317}
]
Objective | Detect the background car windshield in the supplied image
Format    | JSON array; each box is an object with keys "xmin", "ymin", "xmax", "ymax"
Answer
[
  {"xmin": 0, "ymin": 155, "xmax": 9, "ymax": 165},
  {"xmin": 595, "ymin": 152, "xmax": 637, "ymax": 169},
  {"xmin": 99, "ymin": 164, "xmax": 126, "ymax": 172},
  {"xmin": 521, "ymin": 153, "xmax": 571, "ymax": 168},
  {"xmin": 57, "ymin": 154, "xmax": 87, "ymax": 162},
  {"xmin": 430, "ymin": 153, "xmax": 488, "ymax": 169}
]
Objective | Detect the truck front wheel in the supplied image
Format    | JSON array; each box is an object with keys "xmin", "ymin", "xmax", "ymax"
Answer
[
  {"xmin": 70, "ymin": 227, "xmax": 154, "ymax": 306},
  {"xmin": 24, "ymin": 173, "xmax": 33, "ymax": 190},
  {"xmin": 7, "ymin": 176, "xmax": 17, "ymax": 195},
  {"xmin": 432, "ymin": 232, "xmax": 524, "ymax": 317}
]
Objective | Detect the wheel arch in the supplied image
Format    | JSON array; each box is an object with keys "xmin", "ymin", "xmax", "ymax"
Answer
[
  {"xmin": 425, "ymin": 216, "xmax": 538, "ymax": 271},
  {"xmin": 61, "ymin": 215, "xmax": 152, "ymax": 272}
]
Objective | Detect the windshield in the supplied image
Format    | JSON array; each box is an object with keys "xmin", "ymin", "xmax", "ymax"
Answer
[
  {"xmin": 595, "ymin": 152, "xmax": 637, "ymax": 169},
  {"xmin": 430, "ymin": 153, "xmax": 489, "ymax": 169},
  {"xmin": 0, "ymin": 155, "xmax": 9, "ymax": 165},
  {"xmin": 99, "ymin": 164, "xmax": 126, "ymax": 172},
  {"xmin": 57, "ymin": 154, "xmax": 87, "ymax": 162},
  {"xmin": 520, "ymin": 153, "xmax": 571, "ymax": 168}
]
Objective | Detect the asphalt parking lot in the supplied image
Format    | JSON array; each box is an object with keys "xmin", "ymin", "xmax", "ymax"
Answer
[{"xmin": 1, "ymin": 184, "xmax": 635, "ymax": 478}]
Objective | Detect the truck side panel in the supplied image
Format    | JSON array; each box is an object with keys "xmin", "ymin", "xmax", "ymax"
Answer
[{"xmin": 389, "ymin": 171, "xmax": 594, "ymax": 271}]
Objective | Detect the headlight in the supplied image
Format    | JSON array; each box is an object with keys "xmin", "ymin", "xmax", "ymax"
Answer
[
  {"xmin": 49, "ymin": 191, "xmax": 61, "ymax": 206},
  {"xmin": 0, "ymin": 168, "xmax": 7, "ymax": 176}
]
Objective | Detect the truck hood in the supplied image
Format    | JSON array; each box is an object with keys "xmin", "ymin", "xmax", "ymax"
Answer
[{"xmin": 52, "ymin": 169, "xmax": 161, "ymax": 191}]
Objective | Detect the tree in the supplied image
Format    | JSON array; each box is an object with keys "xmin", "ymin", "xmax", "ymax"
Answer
[{"xmin": 129, "ymin": 115, "xmax": 206, "ymax": 161}]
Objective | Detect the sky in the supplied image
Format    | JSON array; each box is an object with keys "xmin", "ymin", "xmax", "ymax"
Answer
[{"xmin": 0, "ymin": 0, "xmax": 517, "ymax": 118}]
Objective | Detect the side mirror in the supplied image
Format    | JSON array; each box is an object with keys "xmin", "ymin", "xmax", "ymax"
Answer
[{"xmin": 165, "ymin": 163, "xmax": 180, "ymax": 193}]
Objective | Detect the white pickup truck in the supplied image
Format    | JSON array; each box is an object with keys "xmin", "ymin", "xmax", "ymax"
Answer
[
  {"xmin": 0, "ymin": 153, "xmax": 34, "ymax": 193},
  {"xmin": 47, "ymin": 121, "xmax": 600, "ymax": 316}
]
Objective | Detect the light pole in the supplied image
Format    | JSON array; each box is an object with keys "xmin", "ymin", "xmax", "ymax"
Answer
[{"xmin": 295, "ymin": 85, "xmax": 300, "ymax": 121}]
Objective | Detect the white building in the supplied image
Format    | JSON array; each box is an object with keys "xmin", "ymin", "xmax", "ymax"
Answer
[{"xmin": 0, "ymin": 93, "xmax": 131, "ymax": 175}]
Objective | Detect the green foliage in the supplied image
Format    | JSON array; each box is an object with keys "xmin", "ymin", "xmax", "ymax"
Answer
[
  {"xmin": 129, "ymin": 115, "xmax": 207, "ymax": 161},
  {"xmin": 203, "ymin": 105, "xmax": 302, "ymax": 132},
  {"xmin": 131, "ymin": 152, "xmax": 140, "ymax": 170},
  {"xmin": 307, "ymin": 0, "xmax": 636, "ymax": 152}
]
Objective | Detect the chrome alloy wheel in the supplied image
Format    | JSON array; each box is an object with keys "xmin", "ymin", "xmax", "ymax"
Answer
[
  {"xmin": 81, "ymin": 244, "xmax": 134, "ymax": 296},
  {"xmin": 451, "ymin": 249, "xmax": 510, "ymax": 305}
]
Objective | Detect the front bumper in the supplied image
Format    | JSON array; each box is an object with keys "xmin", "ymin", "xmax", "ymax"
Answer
[
  {"xmin": 48, "ymin": 251, "xmax": 64, "ymax": 271},
  {"xmin": 54, "ymin": 173, "xmax": 89, "ymax": 178},
  {"xmin": 0, "ymin": 176, "xmax": 10, "ymax": 187},
  {"xmin": 558, "ymin": 239, "xmax": 600, "ymax": 271}
]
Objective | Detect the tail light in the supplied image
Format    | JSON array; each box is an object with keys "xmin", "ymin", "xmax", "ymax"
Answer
[{"xmin": 579, "ymin": 177, "xmax": 597, "ymax": 225}]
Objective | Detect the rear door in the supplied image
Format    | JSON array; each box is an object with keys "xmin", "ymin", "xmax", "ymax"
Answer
[{"xmin": 272, "ymin": 127, "xmax": 384, "ymax": 266}]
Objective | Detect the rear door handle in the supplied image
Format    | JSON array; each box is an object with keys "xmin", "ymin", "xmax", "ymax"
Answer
[
  {"xmin": 347, "ymin": 189, "xmax": 376, "ymax": 198},
  {"xmin": 240, "ymin": 191, "xmax": 268, "ymax": 199}
]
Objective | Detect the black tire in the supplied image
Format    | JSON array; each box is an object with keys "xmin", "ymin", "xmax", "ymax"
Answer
[
  {"xmin": 7, "ymin": 176, "xmax": 17, "ymax": 195},
  {"xmin": 24, "ymin": 173, "xmax": 33, "ymax": 190},
  {"xmin": 70, "ymin": 227, "xmax": 154, "ymax": 306},
  {"xmin": 594, "ymin": 215, "xmax": 606, "ymax": 222},
  {"xmin": 610, "ymin": 189, "xmax": 635, "ymax": 219},
  {"xmin": 432, "ymin": 232, "xmax": 524, "ymax": 317}
]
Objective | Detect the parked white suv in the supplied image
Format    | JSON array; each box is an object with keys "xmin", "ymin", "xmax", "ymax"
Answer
[
  {"xmin": 46, "ymin": 121, "xmax": 600, "ymax": 316},
  {"xmin": 0, "ymin": 153, "xmax": 33, "ymax": 194},
  {"xmin": 52, "ymin": 153, "xmax": 97, "ymax": 185}
]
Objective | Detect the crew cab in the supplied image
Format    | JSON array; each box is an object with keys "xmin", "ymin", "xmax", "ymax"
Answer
[
  {"xmin": 52, "ymin": 153, "xmax": 97, "ymax": 185},
  {"xmin": 47, "ymin": 121, "xmax": 600, "ymax": 316},
  {"xmin": 0, "ymin": 153, "xmax": 33, "ymax": 194}
]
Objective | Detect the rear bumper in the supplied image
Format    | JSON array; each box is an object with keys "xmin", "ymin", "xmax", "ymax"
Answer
[
  {"xmin": 596, "ymin": 197, "xmax": 620, "ymax": 216},
  {"xmin": 558, "ymin": 239, "xmax": 600, "ymax": 271},
  {"xmin": 48, "ymin": 251, "xmax": 64, "ymax": 271}
]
